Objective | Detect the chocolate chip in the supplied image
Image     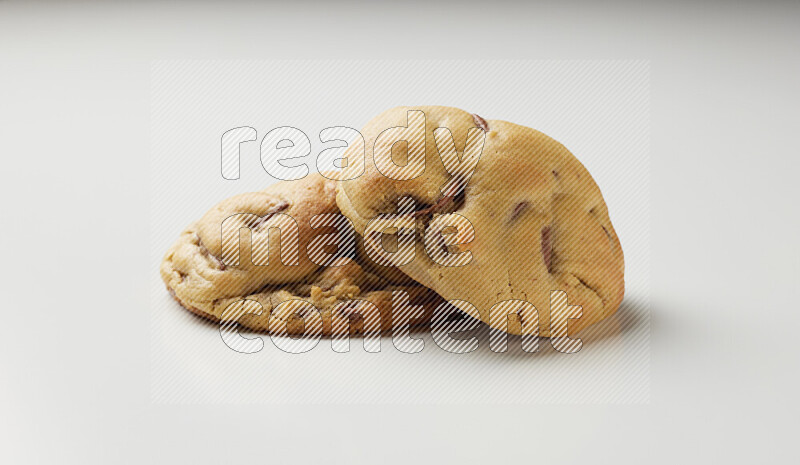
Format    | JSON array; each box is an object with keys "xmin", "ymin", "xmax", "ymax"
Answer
[
  {"xmin": 252, "ymin": 200, "xmax": 290, "ymax": 229},
  {"xmin": 196, "ymin": 234, "xmax": 227, "ymax": 270},
  {"xmin": 575, "ymin": 275, "xmax": 604, "ymax": 303},
  {"xmin": 517, "ymin": 309, "xmax": 527, "ymax": 327},
  {"xmin": 293, "ymin": 307, "xmax": 309, "ymax": 318},
  {"xmin": 412, "ymin": 190, "xmax": 465, "ymax": 219},
  {"xmin": 472, "ymin": 114, "xmax": 489, "ymax": 132},
  {"xmin": 510, "ymin": 202, "xmax": 528, "ymax": 221},
  {"xmin": 541, "ymin": 225, "xmax": 553, "ymax": 273},
  {"xmin": 413, "ymin": 196, "xmax": 451, "ymax": 218},
  {"xmin": 588, "ymin": 207, "xmax": 613, "ymax": 241},
  {"xmin": 339, "ymin": 301, "xmax": 365, "ymax": 323}
]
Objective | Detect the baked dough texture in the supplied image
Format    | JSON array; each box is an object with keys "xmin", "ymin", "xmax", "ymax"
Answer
[
  {"xmin": 336, "ymin": 106, "xmax": 625, "ymax": 337},
  {"xmin": 161, "ymin": 173, "xmax": 437, "ymax": 334}
]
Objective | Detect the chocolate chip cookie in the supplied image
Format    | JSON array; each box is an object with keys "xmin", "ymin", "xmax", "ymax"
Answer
[
  {"xmin": 335, "ymin": 106, "xmax": 625, "ymax": 337},
  {"xmin": 161, "ymin": 173, "xmax": 437, "ymax": 334}
]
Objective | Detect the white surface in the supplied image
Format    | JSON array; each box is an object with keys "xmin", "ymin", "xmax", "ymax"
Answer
[
  {"xmin": 150, "ymin": 60, "xmax": 650, "ymax": 404},
  {"xmin": 1, "ymin": 1, "xmax": 799, "ymax": 464}
]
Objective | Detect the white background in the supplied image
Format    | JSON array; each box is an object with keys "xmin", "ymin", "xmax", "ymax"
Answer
[
  {"xmin": 1, "ymin": 1, "xmax": 798, "ymax": 464},
  {"xmin": 150, "ymin": 60, "xmax": 650, "ymax": 404}
]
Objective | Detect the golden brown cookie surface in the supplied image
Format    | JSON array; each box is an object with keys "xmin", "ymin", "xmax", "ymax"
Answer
[{"xmin": 336, "ymin": 106, "xmax": 624, "ymax": 337}]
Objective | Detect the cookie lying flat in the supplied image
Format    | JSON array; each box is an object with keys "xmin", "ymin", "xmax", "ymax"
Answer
[
  {"xmin": 160, "ymin": 173, "xmax": 438, "ymax": 334},
  {"xmin": 336, "ymin": 106, "xmax": 624, "ymax": 337}
]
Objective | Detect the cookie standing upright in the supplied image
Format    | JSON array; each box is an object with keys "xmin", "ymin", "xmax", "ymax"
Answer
[{"xmin": 336, "ymin": 106, "xmax": 625, "ymax": 337}]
